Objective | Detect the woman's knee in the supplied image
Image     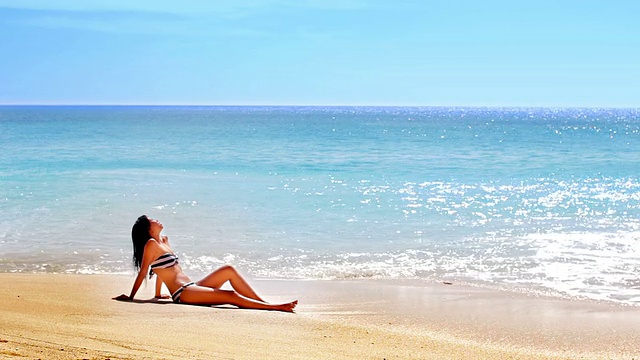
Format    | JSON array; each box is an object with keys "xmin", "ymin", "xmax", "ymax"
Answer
[{"xmin": 218, "ymin": 264, "xmax": 237, "ymax": 274}]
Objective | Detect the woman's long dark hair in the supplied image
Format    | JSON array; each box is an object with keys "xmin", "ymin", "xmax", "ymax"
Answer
[{"xmin": 131, "ymin": 215, "xmax": 151, "ymax": 271}]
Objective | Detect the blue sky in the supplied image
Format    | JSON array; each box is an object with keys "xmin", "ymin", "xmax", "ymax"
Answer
[{"xmin": 0, "ymin": 0, "xmax": 638, "ymax": 107}]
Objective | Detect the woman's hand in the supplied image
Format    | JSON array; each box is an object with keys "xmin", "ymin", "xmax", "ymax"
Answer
[
  {"xmin": 154, "ymin": 294, "xmax": 171, "ymax": 300},
  {"xmin": 112, "ymin": 294, "xmax": 131, "ymax": 301}
]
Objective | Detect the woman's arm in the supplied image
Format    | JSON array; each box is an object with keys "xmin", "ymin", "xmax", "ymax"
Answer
[
  {"xmin": 154, "ymin": 275, "xmax": 170, "ymax": 299},
  {"xmin": 129, "ymin": 241, "xmax": 156, "ymax": 299},
  {"xmin": 127, "ymin": 267, "xmax": 146, "ymax": 300},
  {"xmin": 153, "ymin": 236, "xmax": 171, "ymax": 299},
  {"xmin": 155, "ymin": 276, "xmax": 163, "ymax": 297},
  {"xmin": 113, "ymin": 240, "xmax": 156, "ymax": 301}
]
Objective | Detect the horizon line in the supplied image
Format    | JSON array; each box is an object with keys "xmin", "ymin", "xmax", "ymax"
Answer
[{"xmin": 0, "ymin": 103, "xmax": 638, "ymax": 110}]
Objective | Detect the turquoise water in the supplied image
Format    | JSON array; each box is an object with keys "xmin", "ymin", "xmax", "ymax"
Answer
[{"xmin": 1, "ymin": 106, "xmax": 639, "ymax": 305}]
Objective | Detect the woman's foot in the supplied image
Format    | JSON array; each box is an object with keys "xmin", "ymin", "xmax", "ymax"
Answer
[{"xmin": 276, "ymin": 300, "xmax": 298, "ymax": 313}]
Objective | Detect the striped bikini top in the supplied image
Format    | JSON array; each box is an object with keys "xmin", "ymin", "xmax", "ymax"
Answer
[{"xmin": 148, "ymin": 253, "xmax": 179, "ymax": 278}]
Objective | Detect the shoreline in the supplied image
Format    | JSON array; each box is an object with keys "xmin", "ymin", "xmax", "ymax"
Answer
[
  {"xmin": 1, "ymin": 274, "xmax": 639, "ymax": 359},
  {"xmin": 275, "ymin": 278, "xmax": 640, "ymax": 354}
]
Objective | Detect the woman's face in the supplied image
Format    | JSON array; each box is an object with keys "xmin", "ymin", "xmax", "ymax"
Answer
[{"xmin": 148, "ymin": 217, "xmax": 164, "ymax": 233}]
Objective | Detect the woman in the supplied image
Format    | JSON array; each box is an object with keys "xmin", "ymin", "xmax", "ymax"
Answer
[{"xmin": 113, "ymin": 215, "xmax": 297, "ymax": 312}]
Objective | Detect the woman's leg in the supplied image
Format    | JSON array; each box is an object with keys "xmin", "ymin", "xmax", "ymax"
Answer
[
  {"xmin": 196, "ymin": 265, "xmax": 265, "ymax": 302},
  {"xmin": 179, "ymin": 285, "xmax": 297, "ymax": 312}
]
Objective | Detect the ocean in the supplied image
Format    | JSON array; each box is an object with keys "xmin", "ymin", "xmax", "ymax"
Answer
[{"xmin": 1, "ymin": 106, "xmax": 639, "ymax": 305}]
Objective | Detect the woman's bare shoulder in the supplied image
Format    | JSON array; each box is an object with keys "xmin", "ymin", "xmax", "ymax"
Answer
[
  {"xmin": 144, "ymin": 238, "xmax": 161, "ymax": 253},
  {"xmin": 145, "ymin": 237, "xmax": 171, "ymax": 255}
]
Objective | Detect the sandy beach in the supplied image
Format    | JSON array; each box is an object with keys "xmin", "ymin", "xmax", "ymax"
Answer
[{"xmin": 1, "ymin": 274, "xmax": 639, "ymax": 359}]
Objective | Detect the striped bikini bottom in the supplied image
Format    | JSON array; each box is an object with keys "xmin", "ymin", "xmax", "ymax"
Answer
[{"xmin": 171, "ymin": 282, "xmax": 196, "ymax": 303}]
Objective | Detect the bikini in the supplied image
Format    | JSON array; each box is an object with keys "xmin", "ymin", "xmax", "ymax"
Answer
[
  {"xmin": 149, "ymin": 252, "xmax": 196, "ymax": 303},
  {"xmin": 170, "ymin": 281, "xmax": 196, "ymax": 304},
  {"xmin": 148, "ymin": 253, "xmax": 179, "ymax": 278}
]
